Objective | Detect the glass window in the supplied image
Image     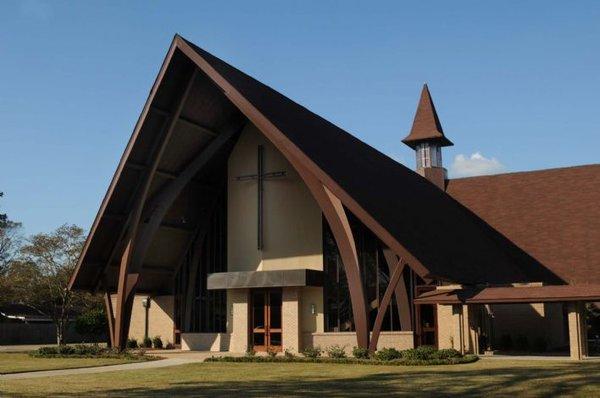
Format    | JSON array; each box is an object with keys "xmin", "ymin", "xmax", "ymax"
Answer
[
  {"xmin": 174, "ymin": 191, "xmax": 227, "ymax": 333},
  {"xmin": 323, "ymin": 213, "xmax": 408, "ymax": 332}
]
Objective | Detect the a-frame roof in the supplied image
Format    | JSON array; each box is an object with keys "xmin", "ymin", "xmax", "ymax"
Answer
[
  {"xmin": 70, "ymin": 35, "xmax": 561, "ymax": 293},
  {"xmin": 402, "ymin": 84, "xmax": 453, "ymax": 149}
]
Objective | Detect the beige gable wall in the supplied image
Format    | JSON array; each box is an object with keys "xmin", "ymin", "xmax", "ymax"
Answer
[{"xmin": 227, "ymin": 123, "xmax": 323, "ymax": 272}]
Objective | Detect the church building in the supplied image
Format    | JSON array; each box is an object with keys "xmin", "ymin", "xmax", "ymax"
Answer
[{"xmin": 69, "ymin": 35, "xmax": 599, "ymax": 360}]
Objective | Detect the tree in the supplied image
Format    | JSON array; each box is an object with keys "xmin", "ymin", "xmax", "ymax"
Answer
[
  {"xmin": 0, "ymin": 191, "xmax": 22, "ymax": 274},
  {"xmin": 19, "ymin": 224, "xmax": 93, "ymax": 345},
  {"xmin": 0, "ymin": 259, "xmax": 41, "ymax": 307}
]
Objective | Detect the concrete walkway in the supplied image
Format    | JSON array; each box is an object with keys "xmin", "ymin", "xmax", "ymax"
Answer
[{"xmin": 0, "ymin": 351, "xmax": 225, "ymax": 380}]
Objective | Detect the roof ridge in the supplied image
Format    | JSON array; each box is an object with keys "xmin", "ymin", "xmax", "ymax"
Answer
[{"xmin": 448, "ymin": 163, "xmax": 600, "ymax": 181}]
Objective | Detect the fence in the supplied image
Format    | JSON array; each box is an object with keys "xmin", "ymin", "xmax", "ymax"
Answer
[{"xmin": 0, "ymin": 322, "xmax": 107, "ymax": 345}]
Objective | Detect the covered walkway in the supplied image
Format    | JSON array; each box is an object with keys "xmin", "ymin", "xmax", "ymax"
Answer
[{"xmin": 415, "ymin": 285, "xmax": 600, "ymax": 360}]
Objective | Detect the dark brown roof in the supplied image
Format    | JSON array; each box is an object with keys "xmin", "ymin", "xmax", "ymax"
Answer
[
  {"xmin": 415, "ymin": 284, "xmax": 600, "ymax": 304},
  {"xmin": 402, "ymin": 84, "xmax": 453, "ymax": 149},
  {"xmin": 447, "ymin": 165, "xmax": 600, "ymax": 285},
  {"xmin": 70, "ymin": 36, "xmax": 562, "ymax": 293}
]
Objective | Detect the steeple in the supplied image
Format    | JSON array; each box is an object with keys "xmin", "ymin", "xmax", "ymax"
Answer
[
  {"xmin": 403, "ymin": 84, "xmax": 453, "ymax": 189},
  {"xmin": 403, "ymin": 84, "xmax": 453, "ymax": 149}
]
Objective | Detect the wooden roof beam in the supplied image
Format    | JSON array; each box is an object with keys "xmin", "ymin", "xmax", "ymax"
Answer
[
  {"xmin": 126, "ymin": 162, "xmax": 179, "ymax": 180},
  {"xmin": 151, "ymin": 105, "xmax": 218, "ymax": 137}
]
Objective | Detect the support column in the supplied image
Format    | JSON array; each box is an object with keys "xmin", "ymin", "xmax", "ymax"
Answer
[
  {"xmin": 382, "ymin": 249, "xmax": 412, "ymax": 331},
  {"xmin": 282, "ymin": 287, "xmax": 301, "ymax": 353},
  {"xmin": 568, "ymin": 301, "xmax": 588, "ymax": 360},
  {"xmin": 103, "ymin": 291, "xmax": 115, "ymax": 348},
  {"xmin": 455, "ymin": 304, "xmax": 466, "ymax": 355},
  {"xmin": 369, "ymin": 259, "xmax": 404, "ymax": 352},
  {"xmin": 228, "ymin": 289, "xmax": 249, "ymax": 353}
]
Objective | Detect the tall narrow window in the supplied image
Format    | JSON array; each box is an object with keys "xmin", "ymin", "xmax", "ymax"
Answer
[
  {"xmin": 323, "ymin": 213, "xmax": 405, "ymax": 332},
  {"xmin": 174, "ymin": 189, "xmax": 227, "ymax": 334}
]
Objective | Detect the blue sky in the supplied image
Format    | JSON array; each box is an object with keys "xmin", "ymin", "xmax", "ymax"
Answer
[{"xmin": 1, "ymin": 1, "xmax": 599, "ymax": 235}]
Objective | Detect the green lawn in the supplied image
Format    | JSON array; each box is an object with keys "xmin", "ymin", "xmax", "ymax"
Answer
[
  {"xmin": 1, "ymin": 359, "xmax": 600, "ymax": 397},
  {"xmin": 0, "ymin": 352, "xmax": 145, "ymax": 375}
]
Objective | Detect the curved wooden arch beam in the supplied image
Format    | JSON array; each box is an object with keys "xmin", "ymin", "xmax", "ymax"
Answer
[
  {"xmin": 383, "ymin": 248, "xmax": 413, "ymax": 331},
  {"xmin": 100, "ymin": 277, "xmax": 115, "ymax": 348},
  {"xmin": 368, "ymin": 259, "xmax": 405, "ymax": 352},
  {"xmin": 113, "ymin": 68, "xmax": 198, "ymax": 349},
  {"xmin": 292, "ymin": 162, "xmax": 370, "ymax": 349}
]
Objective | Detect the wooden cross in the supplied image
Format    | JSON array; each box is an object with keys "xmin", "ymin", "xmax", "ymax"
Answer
[{"xmin": 236, "ymin": 145, "xmax": 286, "ymax": 250}]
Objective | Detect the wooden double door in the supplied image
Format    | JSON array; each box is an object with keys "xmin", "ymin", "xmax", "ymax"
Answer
[{"xmin": 251, "ymin": 289, "xmax": 282, "ymax": 352}]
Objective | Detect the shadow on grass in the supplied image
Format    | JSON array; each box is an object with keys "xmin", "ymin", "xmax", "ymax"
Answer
[{"xmin": 5, "ymin": 362, "xmax": 600, "ymax": 397}]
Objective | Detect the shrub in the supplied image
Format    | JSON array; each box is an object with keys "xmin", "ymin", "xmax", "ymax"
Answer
[
  {"xmin": 152, "ymin": 336, "xmax": 163, "ymax": 349},
  {"xmin": 29, "ymin": 345, "xmax": 156, "ymax": 361},
  {"xmin": 142, "ymin": 337, "xmax": 152, "ymax": 348},
  {"xmin": 73, "ymin": 343, "xmax": 102, "ymax": 356},
  {"xmin": 515, "ymin": 334, "xmax": 529, "ymax": 352},
  {"xmin": 36, "ymin": 346, "xmax": 59, "ymax": 356},
  {"xmin": 326, "ymin": 345, "xmax": 347, "ymax": 359},
  {"xmin": 533, "ymin": 337, "xmax": 548, "ymax": 352},
  {"xmin": 374, "ymin": 347, "xmax": 402, "ymax": 361},
  {"xmin": 245, "ymin": 347, "xmax": 256, "ymax": 357},
  {"xmin": 500, "ymin": 334, "xmax": 513, "ymax": 351},
  {"xmin": 352, "ymin": 346, "xmax": 370, "ymax": 359},
  {"xmin": 205, "ymin": 354, "xmax": 479, "ymax": 366},
  {"xmin": 432, "ymin": 348, "xmax": 461, "ymax": 360},
  {"xmin": 58, "ymin": 345, "xmax": 75, "ymax": 355},
  {"xmin": 402, "ymin": 346, "xmax": 437, "ymax": 360},
  {"xmin": 74, "ymin": 307, "xmax": 107, "ymax": 338},
  {"xmin": 302, "ymin": 346, "xmax": 322, "ymax": 358},
  {"xmin": 284, "ymin": 349, "xmax": 295, "ymax": 359},
  {"xmin": 126, "ymin": 338, "xmax": 138, "ymax": 349},
  {"xmin": 165, "ymin": 342, "xmax": 175, "ymax": 350},
  {"xmin": 267, "ymin": 347, "xmax": 278, "ymax": 357}
]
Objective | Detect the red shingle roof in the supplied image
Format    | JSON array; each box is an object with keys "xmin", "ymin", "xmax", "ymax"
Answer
[{"xmin": 447, "ymin": 165, "xmax": 600, "ymax": 285}]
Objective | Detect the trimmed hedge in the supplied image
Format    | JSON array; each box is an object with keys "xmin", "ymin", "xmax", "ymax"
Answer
[
  {"xmin": 29, "ymin": 344, "xmax": 154, "ymax": 360},
  {"xmin": 205, "ymin": 354, "xmax": 478, "ymax": 367}
]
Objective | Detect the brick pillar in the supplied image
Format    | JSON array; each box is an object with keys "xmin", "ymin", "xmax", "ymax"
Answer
[
  {"xmin": 228, "ymin": 289, "xmax": 249, "ymax": 353},
  {"xmin": 568, "ymin": 301, "xmax": 588, "ymax": 360},
  {"xmin": 282, "ymin": 287, "xmax": 301, "ymax": 353}
]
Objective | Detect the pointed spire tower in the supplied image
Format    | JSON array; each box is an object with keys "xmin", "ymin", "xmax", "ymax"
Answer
[{"xmin": 403, "ymin": 84, "xmax": 453, "ymax": 189}]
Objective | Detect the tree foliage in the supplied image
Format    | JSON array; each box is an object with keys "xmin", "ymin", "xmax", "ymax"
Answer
[
  {"xmin": 0, "ymin": 191, "xmax": 22, "ymax": 274},
  {"xmin": 15, "ymin": 224, "xmax": 102, "ymax": 344},
  {"xmin": 0, "ymin": 194, "xmax": 104, "ymax": 344}
]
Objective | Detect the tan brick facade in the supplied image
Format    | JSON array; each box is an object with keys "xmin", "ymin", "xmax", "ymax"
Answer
[
  {"xmin": 568, "ymin": 301, "xmax": 588, "ymax": 360},
  {"xmin": 303, "ymin": 332, "xmax": 414, "ymax": 355},
  {"xmin": 114, "ymin": 294, "xmax": 174, "ymax": 345}
]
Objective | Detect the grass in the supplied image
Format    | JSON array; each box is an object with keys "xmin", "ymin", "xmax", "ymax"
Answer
[
  {"xmin": 1, "ymin": 358, "xmax": 600, "ymax": 397},
  {"xmin": 0, "ymin": 352, "xmax": 147, "ymax": 375}
]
